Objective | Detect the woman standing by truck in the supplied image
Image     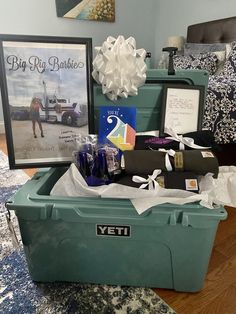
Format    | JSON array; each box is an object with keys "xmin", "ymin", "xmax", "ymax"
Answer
[{"xmin": 30, "ymin": 97, "xmax": 44, "ymax": 138}]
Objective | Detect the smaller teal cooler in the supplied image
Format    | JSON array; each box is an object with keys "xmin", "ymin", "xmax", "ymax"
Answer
[{"xmin": 6, "ymin": 167, "xmax": 227, "ymax": 292}]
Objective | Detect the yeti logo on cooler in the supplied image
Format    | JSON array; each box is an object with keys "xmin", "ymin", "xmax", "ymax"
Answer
[{"xmin": 96, "ymin": 224, "xmax": 131, "ymax": 237}]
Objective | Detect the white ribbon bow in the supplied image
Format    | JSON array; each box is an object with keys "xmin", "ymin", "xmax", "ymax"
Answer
[
  {"xmin": 158, "ymin": 148, "xmax": 175, "ymax": 171},
  {"xmin": 165, "ymin": 127, "xmax": 211, "ymax": 150},
  {"xmin": 92, "ymin": 35, "xmax": 147, "ymax": 101},
  {"xmin": 132, "ymin": 169, "xmax": 162, "ymax": 190}
]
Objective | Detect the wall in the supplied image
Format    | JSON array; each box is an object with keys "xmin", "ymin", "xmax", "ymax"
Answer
[
  {"xmin": 0, "ymin": 0, "xmax": 157, "ymax": 130},
  {"xmin": 155, "ymin": 0, "xmax": 236, "ymax": 65}
]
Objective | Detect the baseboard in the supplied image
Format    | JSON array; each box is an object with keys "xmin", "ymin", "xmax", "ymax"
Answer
[{"xmin": 0, "ymin": 121, "xmax": 5, "ymax": 134}]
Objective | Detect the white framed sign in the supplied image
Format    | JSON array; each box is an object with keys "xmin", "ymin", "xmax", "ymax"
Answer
[{"xmin": 160, "ymin": 84, "xmax": 205, "ymax": 136}]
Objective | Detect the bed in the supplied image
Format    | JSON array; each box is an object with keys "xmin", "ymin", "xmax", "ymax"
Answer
[{"xmin": 178, "ymin": 17, "xmax": 236, "ymax": 165}]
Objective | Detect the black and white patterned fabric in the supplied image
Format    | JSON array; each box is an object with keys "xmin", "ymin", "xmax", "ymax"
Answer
[
  {"xmin": 223, "ymin": 41, "xmax": 236, "ymax": 76},
  {"xmin": 173, "ymin": 52, "xmax": 218, "ymax": 75},
  {"xmin": 173, "ymin": 44, "xmax": 236, "ymax": 144},
  {"xmin": 202, "ymin": 41, "xmax": 236, "ymax": 144},
  {"xmin": 203, "ymin": 74, "xmax": 236, "ymax": 144}
]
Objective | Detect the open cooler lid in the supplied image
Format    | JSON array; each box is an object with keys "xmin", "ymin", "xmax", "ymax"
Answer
[
  {"xmin": 93, "ymin": 68, "xmax": 209, "ymax": 135},
  {"xmin": 0, "ymin": 34, "xmax": 94, "ymax": 169}
]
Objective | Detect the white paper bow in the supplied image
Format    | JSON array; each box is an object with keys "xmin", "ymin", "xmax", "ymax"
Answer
[
  {"xmin": 165, "ymin": 127, "xmax": 211, "ymax": 150},
  {"xmin": 92, "ymin": 35, "xmax": 147, "ymax": 101},
  {"xmin": 132, "ymin": 169, "xmax": 162, "ymax": 190}
]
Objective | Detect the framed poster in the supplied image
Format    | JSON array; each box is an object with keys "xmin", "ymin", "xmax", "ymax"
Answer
[
  {"xmin": 160, "ymin": 84, "xmax": 205, "ymax": 136},
  {"xmin": 55, "ymin": 0, "xmax": 115, "ymax": 22},
  {"xmin": 0, "ymin": 34, "xmax": 94, "ymax": 169}
]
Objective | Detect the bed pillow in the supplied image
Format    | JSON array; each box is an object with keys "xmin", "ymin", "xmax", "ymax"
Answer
[
  {"xmin": 223, "ymin": 41, "xmax": 236, "ymax": 76},
  {"xmin": 173, "ymin": 52, "xmax": 218, "ymax": 75},
  {"xmin": 184, "ymin": 43, "xmax": 226, "ymax": 62}
]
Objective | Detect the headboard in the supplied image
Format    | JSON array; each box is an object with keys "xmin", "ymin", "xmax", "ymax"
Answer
[{"xmin": 187, "ymin": 16, "xmax": 236, "ymax": 43}]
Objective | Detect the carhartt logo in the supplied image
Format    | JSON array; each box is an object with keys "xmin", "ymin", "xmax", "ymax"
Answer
[{"xmin": 96, "ymin": 225, "xmax": 131, "ymax": 237}]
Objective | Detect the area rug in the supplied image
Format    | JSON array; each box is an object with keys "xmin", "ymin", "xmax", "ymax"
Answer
[{"xmin": 0, "ymin": 151, "xmax": 176, "ymax": 314}]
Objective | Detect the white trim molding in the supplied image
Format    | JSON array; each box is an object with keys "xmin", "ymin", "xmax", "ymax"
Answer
[{"xmin": 0, "ymin": 121, "xmax": 5, "ymax": 134}]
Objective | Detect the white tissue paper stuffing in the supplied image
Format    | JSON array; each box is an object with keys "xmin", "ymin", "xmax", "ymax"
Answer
[
  {"xmin": 92, "ymin": 35, "xmax": 147, "ymax": 101},
  {"xmin": 50, "ymin": 164, "xmax": 236, "ymax": 215}
]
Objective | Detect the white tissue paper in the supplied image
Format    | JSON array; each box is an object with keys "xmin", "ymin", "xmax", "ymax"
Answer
[
  {"xmin": 50, "ymin": 164, "xmax": 236, "ymax": 215},
  {"xmin": 92, "ymin": 35, "xmax": 147, "ymax": 101}
]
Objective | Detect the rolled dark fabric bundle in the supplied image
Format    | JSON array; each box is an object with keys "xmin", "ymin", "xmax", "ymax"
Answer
[
  {"xmin": 123, "ymin": 150, "xmax": 168, "ymax": 175},
  {"xmin": 164, "ymin": 172, "xmax": 199, "ymax": 192},
  {"xmin": 115, "ymin": 171, "xmax": 199, "ymax": 193},
  {"xmin": 123, "ymin": 149, "xmax": 219, "ymax": 178},
  {"xmin": 178, "ymin": 150, "xmax": 219, "ymax": 178},
  {"xmin": 135, "ymin": 130, "xmax": 220, "ymax": 151}
]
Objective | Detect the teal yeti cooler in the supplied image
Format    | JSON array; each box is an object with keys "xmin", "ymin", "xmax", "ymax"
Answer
[
  {"xmin": 6, "ymin": 167, "xmax": 227, "ymax": 292},
  {"xmin": 6, "ymin": 70, "xmax": 227, "ymax": 292}
]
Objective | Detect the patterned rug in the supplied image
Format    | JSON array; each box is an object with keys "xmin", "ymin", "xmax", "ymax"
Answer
[{"xmin": 0, "ymin": 150, "xmax": 176, "ymax": 314}]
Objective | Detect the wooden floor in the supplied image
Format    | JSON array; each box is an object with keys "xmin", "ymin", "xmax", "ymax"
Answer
[
  {"xmin": 156, "ymin": 206, "xmax": 236, "ymax": 314},
  {"xmin": 1, "ymin": 133, "xmax": 236, "ymax": 313}
]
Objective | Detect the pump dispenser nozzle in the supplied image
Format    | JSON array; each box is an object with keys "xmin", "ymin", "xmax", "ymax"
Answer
[{"xmin": 162, "ymin": 47, "xmax": 178, "ymax": 75}]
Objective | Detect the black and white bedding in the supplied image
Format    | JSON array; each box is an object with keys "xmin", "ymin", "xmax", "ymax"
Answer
[
  {"xmin": 203, "ymin": 74, "xmax": 236, "ymax": 144},
  {"xmin": 173, "ymin": 41, "xmax": 236, "ymax": 144}
]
